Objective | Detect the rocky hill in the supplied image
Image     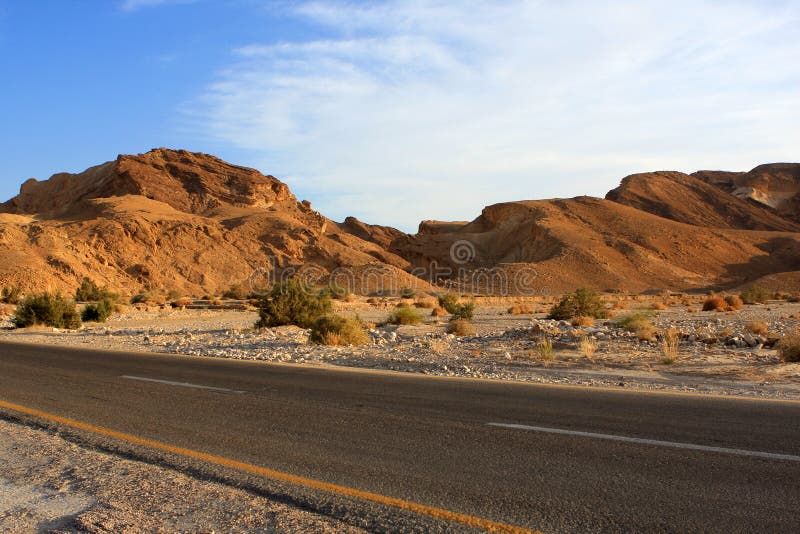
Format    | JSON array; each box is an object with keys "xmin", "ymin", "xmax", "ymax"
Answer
[
  {"xmin": 1, "ymin": 150, "xmax": 798, "ymax": 296},
  {"xmin": 0, "ymin": 149, "xmax": 425, "ymax": 295}
]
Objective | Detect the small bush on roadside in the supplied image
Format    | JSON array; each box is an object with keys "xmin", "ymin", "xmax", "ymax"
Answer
[
  {"xmin": 446, "ymin": 318, "xmax": 475, "ymax": 336},
  {"xmin": 309, "ymin": 315, "xmax": 369, "ymax": 346},
  {"xmin": 1, "ymin": 286, "xmax": 22, "ymax": 304},
  {"xmin": 386, "ymin": 306, "xmax": 423, "ymax": 325},
  {"xmin": 660, "ymin": 329, "xmax": 680, "ymax": 364},
  {"xmin": 13, "ymin": 293, "xmax": 81, "ymax": 329},
  {"xmin": 776, "ymin": 331, "xmax": 800, "ymax": 362},
  {"xmin": 536, "ymin": 337, "xmax": 554, "ymax": 361},
  {"xmin": 437, "ymin": 293, "xmax": 460, "ymax": 314},
  {"xmin": 450, "ymin": 301, "xmax": 475, "ymax": 321},
  {"xmin": 702, "ymin": 296, "xmax": 728, "ymax": 312},
  {"xmin": 746, "ymin": 321, "xmax": 769, "ymax": 336},
  {"xmin": 579, "ymin": 336, "xmax": 597, "ymax": 361},
  {"xmin": 615, "ymin": 312, "xmax": 657, "ymax": 340},
  {"xmin": 571, "ymin": 315, "xmax": 594, "ymax": 327},
  {"xmin": 508, "ymin": 304, "xmax": 533, "ymax": 315},
  {"xmin": 255, "ymin": 279, "xmax": 332, "ymax": 329},
  {"xmin": 171, "ymin": 297, "xmax": 193, "ymax": 308},
  {"xmin": 81, "ymin": 297, "xmax": 115, "ymax": 323},
  {"xmin": 724, "ymin": 295, "xmax": 744, "ymax": 311},
  {"xmin": 740, "ymin": 286, "xmax": 773, "ymax": 305},
  {"xmin": 547, "ymin": 288, "xmax": 605, "ymax": 320},
  {"xmin": 75, "ymin": 277, "xmax": 117, "ymax": 303}
]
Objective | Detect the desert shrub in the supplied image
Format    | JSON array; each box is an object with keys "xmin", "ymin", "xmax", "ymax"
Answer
[
  {"xmin": 702, "ymin": 296, "xmax": 728, "ymax": 312},
  {"xmin": 400, "ymin": 287, "xmax": 416, "ymax": 299},
  {"xmin": 222, "ymin": 284, "xmax": 248, "ymax": 300},
  {"xmin": 547, "ymin": 288, "xmax": 605, "ymax": 320},
  {"xmin": 255, "ymin": 279, "xmax": 332, "ymax": 329},
  {"xmin": 571, "ymin": 315, "xmax": 594, "ymax": 327},
  {"xmin": 660, "ymin": 329, "xmax": 680, "ymax": 364},
  {"xmin": 615, "ymin": 312, "xmax": 657, "ymax": 340},
  {"xmin": 776, "ymin": 331, "xmax": 800, "ymax": 362},
  {"xmin": 437, "ymin": 293, "xmax": 460, "ymax": 314},
  {"xmin": 81, "ymin": 297, "xmax": 115, "ymax": 323},
  {"xmin": 171, "ymin": 297, "xmax": 193, "ymax": 308},
  {"xmin": 740, "ymin": 286, "xmax": 773, "ymax": 305},
  {"xmin": 166, "ymin": 289, "xmax": 183, "ymax": 300},
  {"xmin": 75, "ymin": 278, "xmax": 117, "ymax": 303},
  {"xmin": 650, "ymin": 302, "xmax": 667, "ymax": 310},
  {"xmin": 446, "ymin": 318, "xmax": 476, "ymax": 336},
  {"xmin": 386, "ymin": 306, "xmax": 423, "ymax": 325},
  {"xmin": 536, "ymin": 338, "xmax": 553, "ymax": 361},
  {"xmin": 746, "ymin": 321, "xmax": 769, "ymax": 336},
  {"xmin": 450, "ymin": 301, "xmax": 475, "ymax": 321},
  {"xmin": 414, "ymin": 299, "xmax": 436, "ymax": 309},
  {"xmin": 13, "ymin": 293, "xmax": 81, "ymax": 329},
  {"xmin": 309, "ymin": 315, "xmax": 369, "ymax": 346},
  {"xmin": 1, "ymin": 286, "xmax": 21, "ymax": 304},
  {"xmin": 508, "ymin": 304, "xmax": 533, "ymax": 315},
  {"xmin": 430, "ymin": 306, "xmax": 447, "ymax": 317},
  {"xmin": 366, "ymin": 297, "xmax": 380, "ymax": 305},
  {"xmin": 579, "ymin": 336, "xmax": 597, "ymax": 360},
  {"xmin": 724, "ymin": 295, "xmax": 744, "ymax": 311}
]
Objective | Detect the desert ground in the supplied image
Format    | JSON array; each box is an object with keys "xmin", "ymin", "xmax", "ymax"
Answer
[{"xmin": 3, "ymin": 293, "xmax": 799, "ymax": 400}]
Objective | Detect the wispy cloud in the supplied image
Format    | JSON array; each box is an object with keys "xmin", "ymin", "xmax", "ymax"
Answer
[
  {"xmin": 120, "ymin": 0, "xmax": 196, "ymax": 12},
  {"xmin": 187, "ymin": 0, "xmax": 800, "ymax": 231}
]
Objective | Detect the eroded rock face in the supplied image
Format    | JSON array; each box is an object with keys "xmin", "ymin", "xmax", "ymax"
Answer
[
  {"xmin": 693, "ymin": 163, "xmax": 800, "ymax": 222},
  {"xmin": 606, "ymin": 170, "xmax": 800, "ymax": 231}
]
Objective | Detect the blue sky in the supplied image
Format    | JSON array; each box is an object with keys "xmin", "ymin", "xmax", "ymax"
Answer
[{"xmin": 1, "ymin": 1, "xmax": 798, "ymax": 231}]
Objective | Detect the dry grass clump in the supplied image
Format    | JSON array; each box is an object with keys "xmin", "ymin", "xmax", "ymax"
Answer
[
  {"xmin": 507, "ymin": 304, "xmax": 534, "ymax": 315},
  {"xmin": 612, "ymin": 300, "xmax": 628, "ymax": 310},
  {"xmin": 746, "ymin": 321, "xmax": 769, "ymax": 336},
  {"xmin": 702, "ymin": 296, "xmax": 728, "ymax": 312},
  {"xmin": 385, "ymin": 306, "xmax": 424, "ymax": 325},
  {"xmin": 0, "ymin": 303, "xmax": 16, "ymax": 316},
  {"xmin": 687, "ymin": 307, "xmax": 698, "ymax": 313},
  {"xmin": 660, "ymin": 329, "xmax": 680, "ymax": 364},
  {"xmin": 650, "ymin": 302, "xmax": 667, "ymax": 310},
  {"xmin": 535, "ymin": 337, "xmax": 554, "ymax": 361},
  {"xmin": 446, "ymin": 318, "xmax": 476, "ymax": 337},
  {"xmin": 579, "ymin": 336, "xmax": 597, "ymax": 361},
  {"xmin": 430, "ymin": 306, "xmax": 447, "ymax": 317},
  {"xmin": 171, "ymin": 297, "xmax": 193, "ymax": 308},
  {"xmin": 615, "ymin": 312, "xmax": 657, "ymax": 340},
  {"xmin": 776, "ymin": 331, "xmax": 800, "ymax": 362},
  {"xmin": 571, "ymin": 315, "xmax": 594, "ymax": 327},
  {"xmin": 414, "ymin": 299, "xmax": 436, "ymax": 309},
  {"xmin": 309, "ymin": 315, "xmax": 370, "ymax": 346},
  {"xmin": 724, "ymin": 295, "xmax": 744, "ymax": 311},
  {"xmin": 427, "ymin": 338, "xmax": 451, "ymax": 355}
]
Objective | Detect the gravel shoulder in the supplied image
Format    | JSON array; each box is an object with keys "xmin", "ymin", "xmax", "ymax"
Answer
[
  {"xmin": 2, "ymin": 296, "xmax": 800, "ymax": 399},
  {"xmin": 0, "ymin": 417, "xmax": 366, "ymax": 533}
]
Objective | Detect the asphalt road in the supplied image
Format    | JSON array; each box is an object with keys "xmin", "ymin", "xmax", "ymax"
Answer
[{"xmin": 0, "ymin": 340, "xmax": 799, "ymax": 532}]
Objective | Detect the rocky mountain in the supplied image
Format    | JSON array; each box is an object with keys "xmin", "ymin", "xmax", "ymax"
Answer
[
  {"xmin": 0, "ymin": 149, "xmax": 425, "ymax": 295},
  {"xmin": 1, "ymin": 150, "xmax": 798, "ymax": 296},
  {"xmin": 605, "ymin": 171, "xmax": 800, "ymax": 231}
]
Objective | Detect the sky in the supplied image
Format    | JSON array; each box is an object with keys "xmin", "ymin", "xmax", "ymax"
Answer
[{"xmin": 0, "ymin": 0, "xmax": 798, "ymax": 231}]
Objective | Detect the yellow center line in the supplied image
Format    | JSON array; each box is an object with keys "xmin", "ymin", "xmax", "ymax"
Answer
[{"xmin": 0, "ymin": 398, "xmax": 536, "ymax": 533}]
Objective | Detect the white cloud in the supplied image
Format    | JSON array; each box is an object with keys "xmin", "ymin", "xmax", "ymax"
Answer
[{"xmin": 187, "ymin": 0, "xmax": 800, "ymax": 231}]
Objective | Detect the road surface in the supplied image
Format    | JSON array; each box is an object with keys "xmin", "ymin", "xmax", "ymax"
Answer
[{"xmin": 0, "ymin": 341, "xmax": 798, "ymax": 532}]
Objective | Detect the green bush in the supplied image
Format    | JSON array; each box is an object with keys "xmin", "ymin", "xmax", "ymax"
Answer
[
  {"xmin": 385, "ymin": 306, "xmax": 423, "ymax": 325},
  {"xmin": 309, "ymin": 315, "xmax": 370, "ymax": 345},
  {"xmin": 740, "ymin": 286, "xmax": 773, "ymax": 305},
  {"xmin": 1, "ymin": 286, "xmax": 21, "ymax": 304},
  {"xmin": 450, "ymin": 301, "xmax": 475, "ymax": 321},
  {"xmin": 255, "ymin": 279, "xmax": 332, "ymax": 329},
  {"xmin": 547, "ymin": 288, "xmax": 606, "ymax": 320},
  {"xmin": 400, "ymin": 287, "xmax": 416, "ymax": 299},
  {"xmin": 13, "ymin": 293, "xmax": 81, "ymax": 329},
  {"xmin": 81, "ymin": 297, "xmax": 115, "ymax": 323},
  {"xmin": 437, "ymin": 292, "xmax": 460, "ymax": 313},
  {"xmin": 75, "ymin": 277, "xmax": 118, "ymax": 303}
]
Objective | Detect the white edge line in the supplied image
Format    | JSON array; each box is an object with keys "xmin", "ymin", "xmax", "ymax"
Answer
[
  {"xmin": 487, "ymin": 423, "xmax": 800, "ymax": 462},
  {"xmin": 121, "ymin": 375, "xmax": 246, "ymax": 394}
]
